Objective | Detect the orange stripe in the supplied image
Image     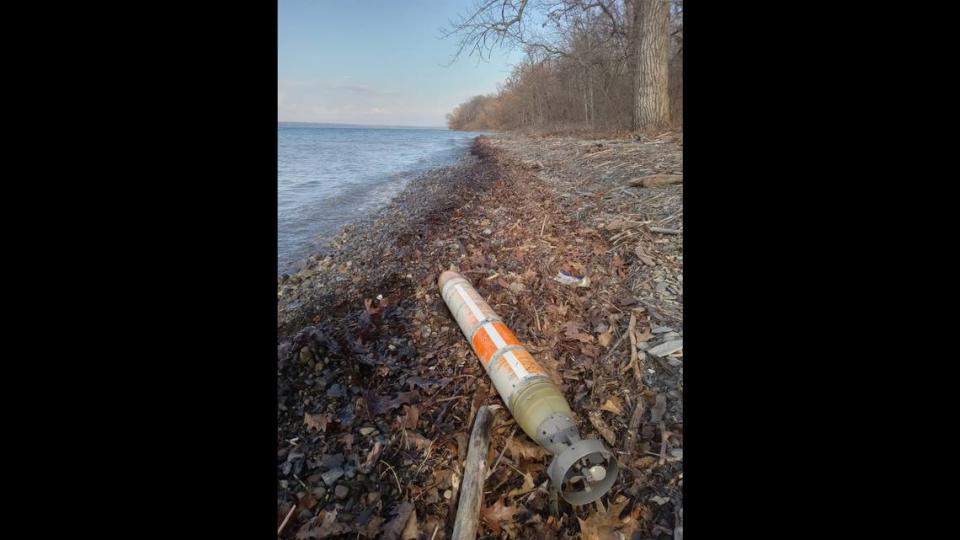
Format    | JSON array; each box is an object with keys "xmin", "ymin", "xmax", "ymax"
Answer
[
  {"xmin": 471, "ymin": 327, "xmax": 498, "ymax": 366},
  {"xmin": 490, "ymin": 322, "xmax": 521, "ymax": 347}
]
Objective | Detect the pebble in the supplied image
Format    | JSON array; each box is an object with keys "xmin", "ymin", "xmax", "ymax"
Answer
[
  {"xmin": 344, "ymin": 464, "xmax": 357, "ymax": 479},
  {"xmin": 443, "ymin": 490, "xmax": 453, "ymax": 500},
  {"xmin": 648, "ymin": 339, "xmax": 683, "ymax": 357},
  {"xmin": 669, "ymin": 448, "xmax": 683, "ymax": 460},
  {"xmin": 482, "ymin": 228, "xmax": 492, "ymax": 235},
  {"xmin": 299, "ymin": 347, "xmax": 314, "ymax": 365},
  {"xmin": 326, "ymin": 384, "xmax": 345, "ymax": 398},
  {"xmin": 651, "ymin": 326, "xmax": 673, "ymax": 334},
  {"xmin": 359, "ymin": 427, "xmax": 377, "ymax": 437},
  {"xmin": 367, "ymin": 492, "xmax": 381, "ymax": 505},
  {"xmin": 311, "ymin": 486, "xmax": 326, "ymax": 499},
  {"xmin": 321, "ymin": 467, "xmax": 344, "ymax": 486},
  {"xmin": 335, "ymin": 485, "xmax": 349, "ymax": 500}
]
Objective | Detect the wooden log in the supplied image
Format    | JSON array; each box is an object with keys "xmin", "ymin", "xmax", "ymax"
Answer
[
  {"xmin": 451, "ymin": 405, "xmax": 495, "ymax": 540},
  {"xmin": 628, "ymin": 174, "xmax": 683, "ymax": 188}
]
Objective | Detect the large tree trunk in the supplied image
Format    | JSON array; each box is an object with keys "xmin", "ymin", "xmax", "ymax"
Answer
[{"xmin": 633, "ymin": 0, "xmax": 671, "ymax": 132}]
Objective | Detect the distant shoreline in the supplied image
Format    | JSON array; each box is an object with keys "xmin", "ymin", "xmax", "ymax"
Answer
[{"xmin": 278, "ymin": 121, "xmax": 448, "ymax": 130}]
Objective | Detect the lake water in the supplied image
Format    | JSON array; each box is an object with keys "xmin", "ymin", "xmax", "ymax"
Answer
[{"xmin": 278, "ymin": 123, "xmax": 482, "ymax": 273}]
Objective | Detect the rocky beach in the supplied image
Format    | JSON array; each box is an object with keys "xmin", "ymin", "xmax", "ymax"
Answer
[{"xmin": 277, "ymin": 132, "xmax": 683, "ymax": 539}]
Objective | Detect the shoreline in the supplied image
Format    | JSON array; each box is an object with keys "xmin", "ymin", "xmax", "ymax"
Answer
[{"xmin": 277, "ymin": 132, "xmax": 683, "ymax": 538}]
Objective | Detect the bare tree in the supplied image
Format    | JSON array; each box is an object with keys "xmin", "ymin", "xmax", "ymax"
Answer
[{"xmin": 444, "ymin": 0, "xmax": 677, "ymax": 133}]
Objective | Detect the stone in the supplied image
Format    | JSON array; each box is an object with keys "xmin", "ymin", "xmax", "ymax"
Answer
[
  {"xmin": 367, "ymin": 492, "xmax": 381, "ymax": 505},
  {"xmin": 359, "ymin": 427, "xmax": 377, "ymax": 437},
  {"xmin": 648, "ymin": 339, "xmax": 682, "ymax": 357},
  {"xmin": 321, "ymin": 467, "xmax": 344, "ymax": 486},
  {"xmin": 335, "ymin": 485, "xmax": 349, "ymax": 500},
  {"xmin": 326, "ymin": 383, "xmax": 345, "ymax": 398},
  {"xmin": 668, "ymin": 357, "xmax": 683, "ymax": 367}
]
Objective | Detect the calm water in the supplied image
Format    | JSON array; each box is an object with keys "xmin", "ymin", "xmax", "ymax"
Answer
[{"xmin": 278, "ymin": 123, "xmax": 482, "ymax": 273}]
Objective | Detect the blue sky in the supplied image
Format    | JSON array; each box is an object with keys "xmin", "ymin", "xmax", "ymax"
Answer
[{"xmin": 279, "ymin": 0, "xmax": 521, "ymax": 127}]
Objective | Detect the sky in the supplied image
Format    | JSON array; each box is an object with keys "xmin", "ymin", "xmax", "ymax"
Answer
[{"xmin": 279, "ymin": 0, "xmax": 522, "ymax": 127}]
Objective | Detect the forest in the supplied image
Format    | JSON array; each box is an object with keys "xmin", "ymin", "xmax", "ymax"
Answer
[{"xmin": 446, "ymin": 0, "xmax": 682, "ymax": 133}]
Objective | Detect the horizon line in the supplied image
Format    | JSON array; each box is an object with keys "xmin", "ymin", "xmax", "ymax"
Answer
[{"xmin": 278, "ymin": 120, "xmax": 448, "ymax": 130}]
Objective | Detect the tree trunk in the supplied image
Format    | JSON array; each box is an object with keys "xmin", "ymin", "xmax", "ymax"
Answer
[{"xmin": 633, "ymin": 0, "xmax": 671, "ymax": 132}]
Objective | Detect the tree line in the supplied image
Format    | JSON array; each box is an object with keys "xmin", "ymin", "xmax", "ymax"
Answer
[{"xmin": 445, "ymin": 0, "xmax": 681, "ymax": 133}]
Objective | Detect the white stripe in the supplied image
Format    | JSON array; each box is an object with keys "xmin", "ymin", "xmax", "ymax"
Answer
[
  {"xmin": 504, "ymin": 350, "xmax": 530, "ymax": 378},
  {"xmin": 455, "ymin": 284, "xmax": 485, "ymax": 321},
  {"xmin": 483, "ymin": 322, "xmax": 508, "ymax": 349}
]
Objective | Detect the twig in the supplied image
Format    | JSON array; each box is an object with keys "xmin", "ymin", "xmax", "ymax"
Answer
[
  {"xmin": 486, "ymin": 426, "xmax": 517, "ymax": 480},
  {"xmin": 648, "ymin": 227, "xmax": 681, "ymax": 235},
  {"xmin": 658, "ymin": 422, "xmax": 670, "ymax": 466},
  {"xmin": 540, "ymin": 215, "xmax": 548, "ymax": 236},
  {"xmin": 277, "ymin": 504, "xmax": 296, "ymax": 536},
  {"xmin": 380, "ymin": 460, "xmax": 403, "ymax": 496}
]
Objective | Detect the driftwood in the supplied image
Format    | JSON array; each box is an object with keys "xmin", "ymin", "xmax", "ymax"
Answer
[
  {"xmin": 628, "ymin": 174, "xmax": 683, "ymax": 188},
  {"xmin": 451, "ymin": 405, "xmax": 495, "ymax": 540}
]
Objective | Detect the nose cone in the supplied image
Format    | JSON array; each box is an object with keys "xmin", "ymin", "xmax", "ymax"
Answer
[{"xmin": 438, "ymin": 270, "xmax": 464, "ymax": 290}]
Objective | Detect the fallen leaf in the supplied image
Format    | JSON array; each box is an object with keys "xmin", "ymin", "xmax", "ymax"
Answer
[
  {"xmin": 400, "ymin": 507, "xmax": 419, "ymax": 540},
  {"xmin": 508, "ymin": 438, "xmax": 547, "ymax": 462},
  {"xmin": 597, "ymin": 330, "xmax": 613, "ymax": 347},
  {"xmin": 562, "ymin": 320, "xmax": 584, "ymax": 340},
  {"xmin": 576, "ymin": 332, "xmax": 595, "ymax": 343},
  {"xmin": 406, "ymin": 431, "xmax": 433, "ymax": 452},
  {"xmin": 403, "ymin": 405, "xmax": 420, "ymax": 429},
  {"xmin": 304, "ymin": 413, "xmax": 330, "ymax": 432},
  {"xmin": 601, "ymin": 397, "xmax": 624, "ymax": 415},
  {"xmin": 577, "ymin": 496, "xmax": 638, "ymax": 540},
  {"xmin": 482, "ymin": 497, "xmax": 521, "ymax": 535},
  {"xmin": 508, "ymin": 472, "xmax": 536, "ymax": 498},
  {"xmin": 635, "ymin": 244, "xmax": 656, "ymax": 267},
  {"xmin": 380, "ymin": 501, "xmax": 414, "ymax": 540},
  {"xmin": 297, "ymin": 510, "xmax": 352, "ymax": 539}
]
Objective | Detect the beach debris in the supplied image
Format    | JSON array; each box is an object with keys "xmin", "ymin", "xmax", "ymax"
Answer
[
  {"xmin": 553, "ymin": 271, "xmax": 591, "ymax": 287},
  {"xmin": 648, "ymin": 339, "xmax": 683, "ymax": 357}
]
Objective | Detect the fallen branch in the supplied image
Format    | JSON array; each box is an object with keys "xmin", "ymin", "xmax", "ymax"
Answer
[
  {"xmin": 648, "ymin": 227, "xmax": 681, "ymax": 235},
  {"xmin": 277, "ymin": 504, "xmax": 296, "ymax": 536},
  {"xmin": 624, "ymin": 397, "xmax": 646, "ymax": 453},
  {"xmin": 628, "ymin": 174, "xmax": 683, "ymax": 188},
  {"xmin": 451, "ymin": 405, "xmax": 495, "ymax": 540}
]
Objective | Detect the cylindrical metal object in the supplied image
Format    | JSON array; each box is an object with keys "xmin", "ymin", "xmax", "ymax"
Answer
[{"xmin": 439, "ymin": 270, "xmax": 618, "ymax": 505}]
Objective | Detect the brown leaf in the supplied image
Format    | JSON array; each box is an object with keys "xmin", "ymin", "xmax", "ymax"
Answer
[
  {"xmin": 400, "ymin": 507, "xmax": 419, "ymax": 540},
  {"xmin": 577, "ymin": 496, "xmax": 639, "ymax": 540},
  {"xmin": 508, "ymin": 472, "xmax": 536, "ymax": 498},
  {"xmin": 380, "ymin": 501, "xmax": 414, "ymax": 540},
  {"xmin": 508, "ymin": 438, "xmax": 547, "ymax": 462},
  {"xmin": 597, "ymin": 330, "xmax": 613, "ymax": 347},
  {"xmin": 562, "ymin": 320, "xmax": 583, "ymax": 340},
  {"xmin": 635, "ymin": 244, "xmax": 656, "ymax": 267},
  {"xmin": 576, "ymin": 332, "xmax": 595, "ymax": 344},
  {"xmin": 297, "ymin": 510, "xmax": 352, "ymax": 539},
  {"xmin": 601, "ymin": 397, "xmax": 624, "ymax": 415},
  {"xmin": 482, "ymin": 497, "xmax": 521, "ymax": 535},
  {"xmin": 403, "ymin": 405, "xmax": 420, "ymax": 430},
  {"xmin": 405, "ymin": 431, "xmax": 433, "ymax": 452},
  {"xmin": 304, "ymin": 413, "xmax": 330, "ymax": 432}
]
